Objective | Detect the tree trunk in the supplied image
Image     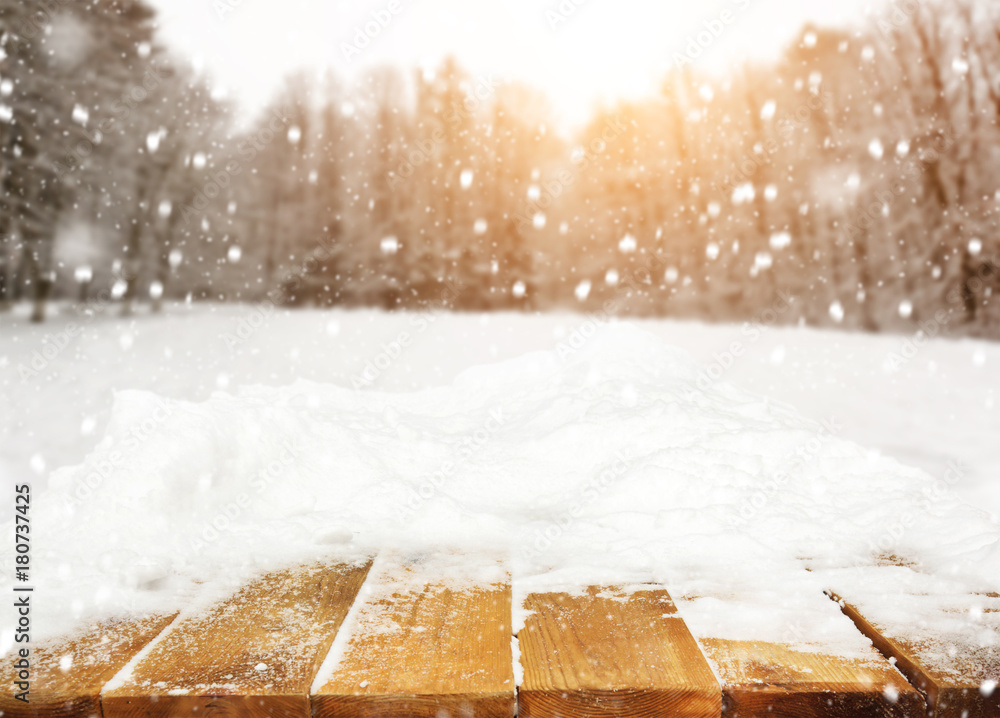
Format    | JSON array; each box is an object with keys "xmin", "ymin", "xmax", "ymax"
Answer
[
  {"xmin": 120, "ymin": 219, "xmax": 144, "ymax": 317},
  {"xmin": 24, "ymin": 236, "xmax": 53, "ymax": 323}
]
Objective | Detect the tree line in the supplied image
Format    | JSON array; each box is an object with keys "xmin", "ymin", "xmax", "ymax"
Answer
[{"xmin": 2, "ymin": 0, "xmax": 1000, "ymax": 338}]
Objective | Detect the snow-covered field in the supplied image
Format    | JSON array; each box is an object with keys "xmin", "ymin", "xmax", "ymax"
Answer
[
  {"xmin": 1, "ymin": 302, "xmax": 998, "ymax": 651},
  {"xmin": 3, "ymin": 302, "xmax": 998, "ymax": 517}
]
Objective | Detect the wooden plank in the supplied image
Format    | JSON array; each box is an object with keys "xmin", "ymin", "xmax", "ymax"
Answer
[
  {"xmin": 0, "ymin": 613, "xmax": 175, "ymax": 718},
  {"xmin": 678, "ymin": 574, "xmax": 924, "ymax": 718},
  {"xmin": 698, "ymin": 638, "xmax": 924, "ymax": 717},
  {"xmin": 312, "ymin": 555, "xmax": 515, "ymax": 718},
  {"xmin": 102, "ymin": 561, "xmax": 371, "ymax": 718},
  {"xmin": 828, "ymin": 583, "xmax": 1000, "ymax": 718},
  {"xmin": 517, "ymin": 586, "xmax": 721, "ymax": 718}
]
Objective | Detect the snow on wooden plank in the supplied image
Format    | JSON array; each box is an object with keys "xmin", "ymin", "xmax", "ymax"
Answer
[
  {"xmin": 102, "ymin": 561, "xmax": 371, "ymax": 718},
  {"xmin": 697, "ymin": 638, "xmax": 924, "ymax": 718},
  {"xmin": 827, "ymin": 573, "xmax": 999, "ymax": 718},
  {"xmin": 311, "ymin": 554, "xmax": 515, "ymax": 718},
  {"xmin": 677, "ymin": 570, "xmax": 924, "ymax": 718},
  {"xmin": 0, "ymin": 613, "xmax": 176, "ymax": 718},
  {"xmin": 517, "ymin": 586, "xmax": 721, "ymax": 718}
]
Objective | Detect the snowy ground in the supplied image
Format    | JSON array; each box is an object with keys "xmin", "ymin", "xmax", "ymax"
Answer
[
  {"xmin": 1, "ymin": 301, "xmax": 999, "ymax": 660},
  {"xmin": 2, "ymin": 301, "xmax": 998, "ymax": 519}
]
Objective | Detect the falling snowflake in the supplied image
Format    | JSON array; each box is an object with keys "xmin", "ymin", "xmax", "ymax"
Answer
[
  {"xmin": 574, "ymin": 280, "xmax": 591, "ymax": 302},
  {"xmin": 72, "ymin": 104, "xmax": 89, "ymax": 126},
  {"xmin": 732, "ymin": 183, "xmax": 755, "ymax": 205},
  {"xmin": 829, "ymin": 301, "xmax": 845, "ymax": 323},
  {"xmin": 380, "ymin": 236, "xmax": 399, "ymax": 255},
  {"xmin": 769, "ymin": 232, "xmax": 791, "ymax": 251}
]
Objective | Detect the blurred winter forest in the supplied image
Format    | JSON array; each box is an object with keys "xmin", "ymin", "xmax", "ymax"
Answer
[{"xmin": 2, "ymin": 0, "xmax": 1000, "ymax": 336}]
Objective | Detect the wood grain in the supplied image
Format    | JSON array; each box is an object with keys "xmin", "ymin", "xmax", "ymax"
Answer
[
  {"xmin": 102, "ymin": 561, "xmax": 371, "ymax": 718},
  {"xmin": 517, "ymin": 586, "xmax": 721, "ymax": 718},
  {"xmin": 830, "ymin": 591, "xmax": 1000, "ymax": 718},
  {"xmin": 0, "ymin": 613, "xmax": 175, "ymax": 718},
  {"xmin": 698, "ymin": 637, "xmax": 925, "ymax": 718},
  {"xmin": 312, "ymin": 561, "xmax": 515, "ymax": 718}
]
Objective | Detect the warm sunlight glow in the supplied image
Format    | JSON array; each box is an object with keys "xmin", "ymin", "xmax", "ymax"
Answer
[{"xmin": 151, "ymin": 0, "xmax": 872, "ymax": 123}]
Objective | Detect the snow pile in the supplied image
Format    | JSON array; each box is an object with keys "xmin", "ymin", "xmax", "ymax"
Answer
[{"xmin": 2, "ymin": 323, "xmax": 998, "ymax": 648}]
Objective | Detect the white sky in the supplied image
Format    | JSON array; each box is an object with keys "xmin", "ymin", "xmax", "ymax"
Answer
[{"xmin": 148, "ymin": 0, "xmax": 875, "ymax": 127}]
